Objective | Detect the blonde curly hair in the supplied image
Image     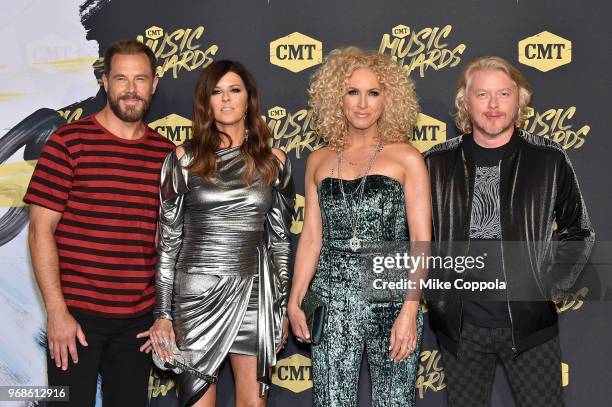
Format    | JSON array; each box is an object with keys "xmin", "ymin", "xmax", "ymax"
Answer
[
  {"xmin": 308, "ymin": 47, "xmax": 420, "ymax": 151},
  {"xmin": 455, "ymin": 56, "xmax": 532, "ymax": 134}
]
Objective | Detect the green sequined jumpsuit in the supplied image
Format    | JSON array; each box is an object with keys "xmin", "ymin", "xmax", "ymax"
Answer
[{"xmin": 310, "ymin": 175, "xmax": 423, "ymax": 406}]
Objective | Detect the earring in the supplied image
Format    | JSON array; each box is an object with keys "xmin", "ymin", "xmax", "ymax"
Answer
[{"xmin": 244, "ymin": 129, "xmax": 249, "ymax": 142}]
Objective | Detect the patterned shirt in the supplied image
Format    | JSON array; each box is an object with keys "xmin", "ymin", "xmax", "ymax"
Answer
[{"xmin": 23, "ymin": 115, "xmax": 175, "ymax": 318}]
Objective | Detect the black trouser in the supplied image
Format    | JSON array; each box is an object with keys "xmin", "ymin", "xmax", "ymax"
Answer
[
  {"xmin": 440, "ymin": 323, "xmax": 564, "ymax": 407},
  {"xmin": 46, "ymin": 310, "xmax": 152, "ymax": 407}
]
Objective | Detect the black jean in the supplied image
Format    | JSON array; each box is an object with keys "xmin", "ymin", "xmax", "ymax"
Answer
[{"xmin": 46, "ymin": 310, "xmax": 153, "ymax": 407}]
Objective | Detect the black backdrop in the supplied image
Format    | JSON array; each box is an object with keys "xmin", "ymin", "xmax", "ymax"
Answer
[{"xmin": 10, "ymin": 0, "xmax": 612, "ymax": 405}]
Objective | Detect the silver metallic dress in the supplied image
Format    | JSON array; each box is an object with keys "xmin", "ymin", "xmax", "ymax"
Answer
[{"xmin": 154, "ymin": 144, "xmax": 294, "ymax": 406}]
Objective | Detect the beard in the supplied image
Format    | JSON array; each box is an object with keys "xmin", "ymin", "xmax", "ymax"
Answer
[
  {"xmin": 472, "ymin": 112, "xmax": 517, "ymax": 139},
  {"xmin": 108, "ymin": 92, "xmax": 151, "ymax": 123},
  {"xmin": 476, "ymin": 121, "xmax": 514, "ymax": 139}
]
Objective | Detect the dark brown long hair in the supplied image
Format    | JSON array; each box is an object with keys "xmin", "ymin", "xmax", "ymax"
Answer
[{"xmin": 188, "ymin": 60, "xmax": 278, "ymax": 184}]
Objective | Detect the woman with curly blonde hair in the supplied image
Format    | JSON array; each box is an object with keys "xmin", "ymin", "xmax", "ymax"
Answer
[{"xmin": 287, "ymin": 47, "xmax": 431, "ymax": 406}]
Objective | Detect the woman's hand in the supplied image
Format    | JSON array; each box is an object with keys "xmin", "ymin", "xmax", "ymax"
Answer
[
  {"xmin": 276, "ymin": 316, "xmax": 290, "ymax": 353},
  {"xmin": 288, "ymin": 301, "xmax": 311, "ymax": 344},
  {"xmin": 149, "ymin": 318, "xmax": 176, "ymax": 361},
  {"xmin": 389, "ymin": 308, "xmax": 418, "ymax": 361}
]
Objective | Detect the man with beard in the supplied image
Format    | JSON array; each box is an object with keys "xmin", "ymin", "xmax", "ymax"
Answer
[
  {"xmin": 424, "ymin": 56, "xmax": 594, "ymax": 406},
  {"xmin": 24, "ymin": 40, "xmax": 175, "ymax": 406}
]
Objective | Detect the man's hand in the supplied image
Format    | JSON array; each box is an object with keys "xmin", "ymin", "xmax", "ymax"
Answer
[
  {"xmin": 29, "ymin": 205, "xmax": 87, "ymax": 370},
  {"xmin": 47, "ymin": 309, "xmax": 88, "ymax": 371}
]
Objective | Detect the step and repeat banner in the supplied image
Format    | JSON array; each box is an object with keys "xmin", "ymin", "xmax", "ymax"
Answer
[{"xmin": 0, "ymin": 0, "xmax": 610, "ymax": 406}]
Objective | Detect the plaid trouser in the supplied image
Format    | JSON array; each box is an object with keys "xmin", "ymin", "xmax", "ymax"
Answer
[{"xmin": 440, "ymin": 323, "xmax": 564, "ymax": 407}]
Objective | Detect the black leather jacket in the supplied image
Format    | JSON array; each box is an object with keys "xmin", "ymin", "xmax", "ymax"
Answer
[{"xmin": 423, "ymin": 129, "xmax": 595, "ymax": 356}]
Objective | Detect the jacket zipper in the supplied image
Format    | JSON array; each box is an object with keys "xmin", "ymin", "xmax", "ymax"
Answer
[
  {"xmin": 498, "ymin": 159, "xmax": 517, "ymax": 356},
  {"xmin": 458, "ymin": 163, "xmax": 474, "ymax": 358}
]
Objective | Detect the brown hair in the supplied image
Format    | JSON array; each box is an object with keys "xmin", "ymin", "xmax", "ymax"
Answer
[
  {"xmin": 188, "ymin": 60, "xmax": 278, "ymax": 184},
  {"xmin": 103, "ymin": 39, "xmax": 157, "ymax": 76},
  {"xmin": 454, "ymin": 56, "xmax": 532, "ymax": 134}
]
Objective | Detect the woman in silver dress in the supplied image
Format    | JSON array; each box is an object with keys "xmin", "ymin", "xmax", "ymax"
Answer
[{"xmin": 149, "ymin": 60, "xmax": 294, "ymax": 407}]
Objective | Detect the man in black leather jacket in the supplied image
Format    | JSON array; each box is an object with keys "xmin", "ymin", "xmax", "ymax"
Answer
[{"xmin": 423, "ymin": 56, "xmax": 594, "ymax": 407}]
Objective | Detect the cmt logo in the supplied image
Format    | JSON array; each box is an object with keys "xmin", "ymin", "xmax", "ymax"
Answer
[
  {"xmin": 265, "ymin": 105, "xmax": 323, "ymax": 159},
  {"xmin": 137, "ymin": 25, "xmax": 218, "ymax": 79},
  {"xmin": 271, "ymin": 353, "xmax": 312, "ymax": 393},
  {"xmin": 518, "ymin": 31, "xmax": 571, "ymax": 72},
  {"xmin": 268, "ymin": 106, "xmax": 287, "ymax": 120},
  {"xmin": 149, "ymin": 114, "xmax": 193, "ymax": 145},
  {"xmin": 25, "ymin": 34, "xmax": 96, "ymax": 74},
  {"xmin": 412, "ymin": 114, "xmax": 446, "ymax": 153},
  {"xmin": 378, "ymin": 24, "xmax": 466, "ymax": 77},
  {"xmin": 145, "ymin": 26, "xmax": 164, "ymax": 40},
  {"xmin": 291, "ymin": 194, "xmax": 305, "ymax": 234},
  {"xmin": 270, "ymin": 32, "xmax": 323, "ymax": 73},
  {"xmin": 392, "ymin": 24, "xmax": 411, "ymax": 38}
]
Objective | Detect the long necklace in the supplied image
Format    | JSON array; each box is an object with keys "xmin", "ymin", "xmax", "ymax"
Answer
[{"xmin": 338, "ymin": 142, "xmax": 382, "ymax": 251}]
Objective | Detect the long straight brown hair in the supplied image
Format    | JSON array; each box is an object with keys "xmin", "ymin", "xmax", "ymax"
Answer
[{"xmin": 188, "ymin": 60, "xmax": 278, "ymax": 184}]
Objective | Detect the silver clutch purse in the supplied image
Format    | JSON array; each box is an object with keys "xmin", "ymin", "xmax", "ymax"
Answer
[{"xmin": 152, "ymin": 343, "xmax": 217, "ymax": 383}]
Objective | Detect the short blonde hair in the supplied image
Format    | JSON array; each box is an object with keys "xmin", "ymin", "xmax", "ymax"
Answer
[
  {"xmin": 455, "ymin": 56, "xmax": 532, "ymax": 134},
  {"xmin": 308, "ymin": 47, "xmax": 420, "ymax": 151}
]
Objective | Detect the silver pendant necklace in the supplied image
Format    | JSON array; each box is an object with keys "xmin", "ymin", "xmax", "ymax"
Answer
[{"xmin": 338, "ymin": 142, "xmax": 382, "ymax": 252}]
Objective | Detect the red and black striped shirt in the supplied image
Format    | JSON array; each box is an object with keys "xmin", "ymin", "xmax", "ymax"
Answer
[{"xmin": 23, "ymin": 115, "xmax": 175, "ymax": 318}]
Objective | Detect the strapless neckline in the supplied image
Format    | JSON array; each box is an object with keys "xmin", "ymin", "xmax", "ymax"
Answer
[{"xmin": 317, "ymin": 174, "xmax": 402, "ymax": 190}]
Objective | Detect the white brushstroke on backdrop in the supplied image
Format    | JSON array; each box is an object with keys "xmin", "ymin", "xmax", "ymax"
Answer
[{"xmin": 0, "ymin": 1, "xmax": 104, "ymax": 405}]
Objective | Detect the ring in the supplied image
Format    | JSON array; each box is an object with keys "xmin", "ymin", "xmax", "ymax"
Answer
[
  {"xmin": 296, "ymin": 337, "xmax": 304, "ymax": 343},
  {"xmin": 159, "ymin": 338, "xmax": 169, "ymax": 349}
]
